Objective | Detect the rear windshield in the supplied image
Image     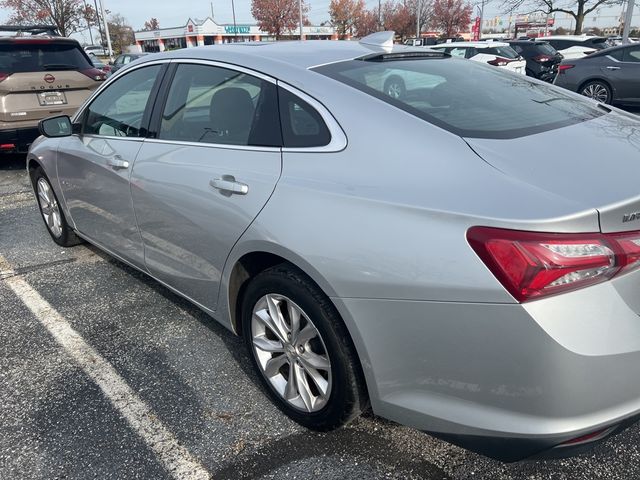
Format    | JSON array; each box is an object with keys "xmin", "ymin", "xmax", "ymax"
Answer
[
  {"xmin": 534, "ymin": 42, "xmax": 557, "ymax": 55},
  {"xmin": 484, "ymin": 46, "xmax": 519, "ymax": 59},
  {"xmin": 313, "ymin": 57, "xmax": 604, "ymax": 139},
  {"xmin": 0, "ymin": 42, "xmax": 92, "ymax": 73}
]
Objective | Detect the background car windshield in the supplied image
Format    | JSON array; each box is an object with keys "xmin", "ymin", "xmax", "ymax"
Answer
[
  {"xmin": 0, "ymin": 43, "xmax": 92, "ymax": 73},
  {"xmin": 315, "ymin": 58, "xmax": 604, "ymax": 139}
]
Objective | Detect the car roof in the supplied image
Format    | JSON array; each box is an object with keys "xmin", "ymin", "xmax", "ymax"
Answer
[
  {"xmin": 536, "ymin": 35, "xmax": 605, "ymax": 41},
  {"xmin": 431, "ymin": 41, "xmax": 510, "ymax": 48},
  {"xmin": 145, "ymin": 41, "xmax": 431, "ymax": 72},
  {"xmin": 0, "ymin": 36, "xmax": 80, "ymax": 45}
]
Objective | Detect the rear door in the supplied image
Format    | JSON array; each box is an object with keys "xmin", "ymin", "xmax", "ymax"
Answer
[
  {"xmin": 131, "ymin": 61, "xmax": 282, "ymax": 310},
  {"xmin": 615, "ymin": 46, "xmax": 640, "ymax": 103},
  {"xmin": 57, "ymin": 62, "xmax": 166, "ymax": 268}
]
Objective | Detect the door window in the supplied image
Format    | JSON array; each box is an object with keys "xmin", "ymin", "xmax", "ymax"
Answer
[
  {"xmin": 158, "ymin": 63, "xmax": 281, "ymax": 147},
  {"xmin": 83, "ymin": 65, "xmax": 161, "ymax": 137}
]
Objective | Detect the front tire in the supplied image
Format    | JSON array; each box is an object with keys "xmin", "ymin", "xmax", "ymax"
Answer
[
  {"xmin": 31, "ymin": 167, "xmax": 82, "ymax": 247},
  {"xmin": 580, "ymin": 80, "xmax": 612, "ymax": 104},
  {"xmin": 242, "ymin": 265, "xmax": 367, "ymax": 431}
]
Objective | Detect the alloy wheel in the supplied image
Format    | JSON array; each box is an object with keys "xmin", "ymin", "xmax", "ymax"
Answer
[
  {"xmin": 581, "ymin": 83, "xmax": 609, "ymax": 103},
  {"xmin": 251, "ymin": 294, "xmax": 332, "ymax": 413},
  {"xmin": 37, "ymin": 177, "xmax": 63, "ymax": 238}
]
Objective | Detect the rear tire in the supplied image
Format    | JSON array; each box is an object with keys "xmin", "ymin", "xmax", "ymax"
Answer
[
  {"xmin": 31, "ymin": 167, "xmax": 82, "ymax": 247},
  {"xmin": 580, "ymin": 80, "xmax": 612, "ymax": 104},
  {"xmin": 242, "ymin": 264, "xmax": 368, "ymax": 431}
]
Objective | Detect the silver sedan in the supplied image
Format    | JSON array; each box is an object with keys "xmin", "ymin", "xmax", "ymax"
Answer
[{"xmin": 27, "ymin": 32, "xmax": 640, "ymax": 462}]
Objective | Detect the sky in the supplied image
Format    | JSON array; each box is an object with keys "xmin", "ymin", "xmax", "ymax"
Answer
[{"xmin": 0, "ymin": 0, "xmax": 638, "ymax": 35}]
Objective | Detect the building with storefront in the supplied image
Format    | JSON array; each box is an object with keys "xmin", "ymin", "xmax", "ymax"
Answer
[{"xmin": 134, "ymin": 17, "xmax": 337, "ymax": 52}]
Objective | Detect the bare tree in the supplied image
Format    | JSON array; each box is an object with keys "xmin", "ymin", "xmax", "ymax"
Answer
[{"xmin": 500, "ymin": 0, "xmax": 622, "ymax": 34}]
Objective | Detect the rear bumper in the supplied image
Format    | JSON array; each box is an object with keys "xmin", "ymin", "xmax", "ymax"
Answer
[
  {"xmin": 332, "ymin": 269, "xmax": 640, "ymax": 461},
  {"xmin": 0, "ymin": 127, "xmax": 40, "ymax": 153}
]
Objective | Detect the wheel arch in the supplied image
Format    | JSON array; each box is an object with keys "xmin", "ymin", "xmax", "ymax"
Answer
[
  {"xmin": 223, "ymin": 242, "xmax": 339, "ymax": 337},
  {"xmin": 222, "ymin": 243, "xmax": 373, "ymax": 407}
]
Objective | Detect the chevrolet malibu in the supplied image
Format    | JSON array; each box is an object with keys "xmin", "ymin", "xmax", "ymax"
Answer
[{"xmin": 27, "ymin": 32, "xmax": 640, "ymax": 461}]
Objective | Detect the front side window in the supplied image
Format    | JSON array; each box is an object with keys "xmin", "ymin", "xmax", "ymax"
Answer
[
  {"xmin": 485, "ymin": 46, "xmax": 519, "ymax": 59},
  {"xmin": 158, "ymin": 63, "xmax": 281, "ymax": 147},
  {"xmin": 83, "ymin": 65, "xmax": 161, "ymax": 137},
  {"xmin": 314, "ymin": 56, "xmax": 604, "ymax": 139}
]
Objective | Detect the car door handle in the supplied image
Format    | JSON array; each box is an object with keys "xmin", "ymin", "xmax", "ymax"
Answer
[
  {"xmin": 606, "ymin": 66, "xmax": 621, "ymax": 70},
  {"xmin": 106, "ymin": 156, "xmax": 130, "ymax": 170},
  {"xmin": 209, "ymin": 176, "xmax": 249, "ymax": 195}
]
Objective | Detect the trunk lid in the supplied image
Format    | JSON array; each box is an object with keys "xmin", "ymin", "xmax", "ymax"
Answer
[{"xmin": 464, "ymin": 110, "xmax": 640, "ymax": 233}]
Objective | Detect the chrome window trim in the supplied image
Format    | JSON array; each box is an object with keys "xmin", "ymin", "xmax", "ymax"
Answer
[
  {"xmin": 277, "ymin": 80, "xmax": 347, "ymax": 153},
  {"xmin": 142, "ymin": 137, "xmax": 281, "ymax": 153},
  {"xmin": 72, "ymin": 59, "xmax": 172, "ymax": 124},
  {"xmin": 72, "ymin": 56, "xmax": 347, "ymax": 153},
  {"xmin": 79, "ymin": 134, "xmax": 144, "ymax": 143}
]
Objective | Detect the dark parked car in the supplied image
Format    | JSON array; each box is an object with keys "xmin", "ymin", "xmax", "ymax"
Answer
[
  {"xmin": 554, "ymin": 43, "xmax": 640, "ymax": 105},
  {"xmin": 507, "ymin": 40, "xmax": 562, "ymax": 82},
  {"xmin": 110, "ymin": 53, "xmax": 148, "ymax": 73}
]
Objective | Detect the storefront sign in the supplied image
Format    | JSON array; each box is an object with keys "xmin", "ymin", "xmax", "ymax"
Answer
[{"xmin": 224, "ymin": 25, "xmax": 251, "ymax": 34}]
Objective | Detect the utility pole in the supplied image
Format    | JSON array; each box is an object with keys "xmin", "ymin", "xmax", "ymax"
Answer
[
  {"xmin": 622, "ymin": 0, "xmax": 635, "ymax": 43},
  {"xmin": 99, "ymin": 0, "xmax": 113, "ymax": 59},
  {"xmin": 82, "ymin": 0, "xmax": 94, "ymax": 45},
  {"xmin": 93, "ymin": 0, "xmax": 104, "ymax": 48},
  {"xmin": 416, "ymin": 0, "xmax": 421, "ymax": 39},
  {"xmin": 299, "ymin": 0, "xmax": 304, "ymax": 40},
  {"xmin": 231, "ymin": 0, "xmax": 237, "ymax": 42},
  {"xmin": 210, "ymin": 2, "xmax": 214, "ymax": 20},
  {"xmin": 478, "ymin": 0, "xmax": 485, "ymax": 40},
  {"xmin": 378, "ymin": 0, "xmax": 382, "ymax": 29}
]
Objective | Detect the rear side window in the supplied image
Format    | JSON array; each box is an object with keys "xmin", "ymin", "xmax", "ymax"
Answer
[
  {"xmin": 623, "ymin": 47, "xmax": 640, "ymax": 63},
  {"xmin": 0, "ymin": 43, "xmax": 92, "ymax": 73},
  {"xmin": 278, "ymin": 88, "xmax": 331, "ymax": 148},
  {"xmin": 314, "ymin": 57, "xmax": 604, "ymax": 139}
]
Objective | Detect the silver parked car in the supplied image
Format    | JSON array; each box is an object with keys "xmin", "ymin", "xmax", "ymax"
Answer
[{"xmin": 27, "ymin": 32, "xmax": 640, "ymax": 462}]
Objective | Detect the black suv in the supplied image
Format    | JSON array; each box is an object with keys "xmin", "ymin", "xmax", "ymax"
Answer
[{"xmin": 507, "ymin": 40, "xmax": 563, "ymax": 82}]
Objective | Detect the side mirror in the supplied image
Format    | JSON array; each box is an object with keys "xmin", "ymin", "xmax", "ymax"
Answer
[
  {"xmin": 38, "ymin": 115, "xmax": 73, "ymax": 138},
  {"xmin": 109, "ymin": 61, "xmax": 114, "ymax": 65}
]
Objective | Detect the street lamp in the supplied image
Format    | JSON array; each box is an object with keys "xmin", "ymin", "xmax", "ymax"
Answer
[{"xmin": 299, "ymin": 0, "xmax": 304, "ymax": 40}]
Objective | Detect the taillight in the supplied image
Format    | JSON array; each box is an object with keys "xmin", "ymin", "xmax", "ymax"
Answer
[
  {"xmin": 467, "ymin": 227, "xmax": 640, "ymax": 302},
  {"xmin": 102, "ymin": 65, "xmax": 112, "ymax": 73},
  {"xmin": 488, "ymin": 57, "xmax": 511, "ymax": 67},
  {"xmin": 0, "ymin": 72, "xmax": 8, "ymax": 82},
  {"xmin": 80, "ymin": 68, "xmax": 107, "ymax": 81},
  {"xmin": 533, "ymin": 54, "xmax": 553, "ymax": 63},
  {"xmin": 558, "ymin": 64, "xmax": 574, "ymax": 74}
]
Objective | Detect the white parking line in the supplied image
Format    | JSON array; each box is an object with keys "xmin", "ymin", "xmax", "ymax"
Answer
[{"xmin": 0, "ymin": 254, "xmax": 212, "ymax": 480}]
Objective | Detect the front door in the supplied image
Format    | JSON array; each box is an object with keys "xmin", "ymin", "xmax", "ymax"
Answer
[
  {"xmin": 131, "ymin": 62, "xmax": 283, "ymax": 310},
  {"xmin": 57, "ymin": 64, "xmax": 164, "ymax": 267}
]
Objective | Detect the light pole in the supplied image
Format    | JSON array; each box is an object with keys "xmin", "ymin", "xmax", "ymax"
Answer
[
  {"xmin": 99, "ymin": 0, "xmax": 113, "ymax": 60},
  {"xmin": 299, "ymin": 0, "xmax": 304, "ymax": 40},
  {"xmin": 478, "ymin": 0, "xmax": 486, "ymax": 40},
  {"xmin": 622, "ymin": 0, "xmax": 636, "ymax": 43},
  {"xmin": 231, "ymin": 0, "xmax": 237, "ymax": 42}
]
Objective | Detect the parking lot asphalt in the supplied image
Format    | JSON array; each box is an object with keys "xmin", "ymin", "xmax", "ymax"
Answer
[{"xmin": 2, "ymin": 148, "xmax": 640, "ymax": 480}]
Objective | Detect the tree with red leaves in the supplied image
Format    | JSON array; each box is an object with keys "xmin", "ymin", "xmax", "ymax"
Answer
[
  {"xmin": 251, "ymin": 0, "xmax": 309, "ymax": 39},
  {"xmin": 354, "ymin": 9, "xmax": 379, "ymax": 37},
  {"xmin": 143, "ymin": 18, "xmax": 160, "ymax": 31},
  {"xmin": 431, "ymin": 0, "xmax": 471, "ymax": 37},
  {"xmin": 0, "ymin": 0, "xmax": 90, "ymax": 36},
  {"xmin": 329, "ymin": 0, "xmax": 366, "ymax": 37}
]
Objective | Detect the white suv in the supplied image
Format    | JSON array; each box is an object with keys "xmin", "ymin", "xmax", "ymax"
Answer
[{"xmin": 429, "ymin": 41, "xmax": 526, "ymax": 74}]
